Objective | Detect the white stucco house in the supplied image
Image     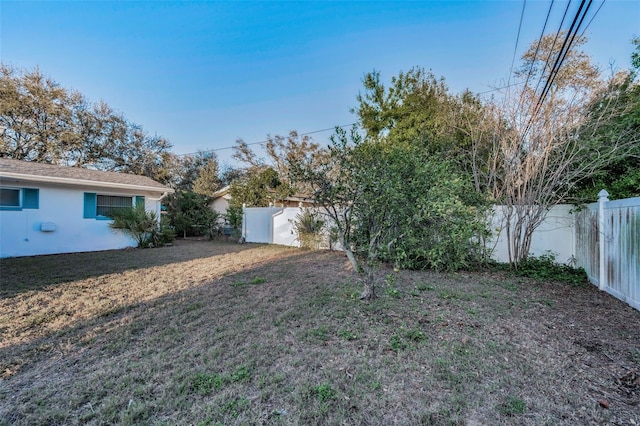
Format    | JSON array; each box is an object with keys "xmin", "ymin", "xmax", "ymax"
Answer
[
  {"xmin": 210, "ymin": 185, "xmax": 232, "ymax": 217},
  {"xmin": 0, "ymin": 158, "xmax": 174, "ymax": 258}
]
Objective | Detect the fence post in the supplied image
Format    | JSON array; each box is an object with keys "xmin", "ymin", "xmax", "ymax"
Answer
[
  {"xmin": 597, "ymin": 189, "xmax": 609, "ymax": 291},
  {"xmin": 242, "ymin": 203, "xmax": 247, "ymax": 241}
]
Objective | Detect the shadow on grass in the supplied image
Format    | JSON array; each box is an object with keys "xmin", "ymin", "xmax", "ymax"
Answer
[
  {"xmin": 0, "ymin": 249, "xmax": 363, "ymax": 425},
  {"xmin": 0, "ymin": 239, "xmax": 259, "ymax": 298},
  {"xmin": 1, "ymin": 246, "xmax": 639, "ymax": 425}
]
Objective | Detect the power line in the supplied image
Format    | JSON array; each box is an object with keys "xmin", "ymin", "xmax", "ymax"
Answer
[
  {"xmin": 519, "ymin": 0, "xmax": 555, "ymax": 98},
  {"xmin": 531, "ymin": 0, "xmax": 573, "ymax": 99},
  {"xmin": 534, "ymin": 0, "xmax": 593, "ymax": 117},
  {"xmin": 178, "ymin": 123, "xmax": 357, "ymax": 157},
  {"xmin": 522, "ymin": 0, "xmax": 596, "ymax": 140},
  {"xmin": 542, "ymin": 0, "xmax": 594, "ymax": 99},
  {"xmin": 477, "ymin": 81, "xmax": 527, "ymax": 95},
  {"xmin": 508, "ymin": 0, "xmax": 528, "ymax": 87},
  {"xmin": 579, "ymin": 0, "xmax": 606, "ymax": 38}
]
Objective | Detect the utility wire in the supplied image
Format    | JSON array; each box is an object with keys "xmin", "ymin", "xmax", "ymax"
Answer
[
  {"xmin": 534, "ymin": 0, "xmax": 592, "ymax": 117},
  {"xmin": 541, "ymin": 0, "xmax": 594, "ymax": 102},
  {"xmin": 477, "ymin": 81, "xmax": 527, "ymax": 95},
  {"xmin": 518, "ymin": 0, "xmax": 555, "ymax": 101},
  {"xmin": 522, "ymin": 0, "xmax": 594, "ymax": 140},
  {"xmin": 178, "ymin": 123, "xmax": 357, "ymax": 157},
  {"xmin": 579, "ymin": 0, "xmax": 606, "ymax": 38},
  {"xmin": 531, "ymin": 0, "xmax": 573, "ymax": 100},
  {"xmin": 508, "ymin": 0, "xmax": 528, "ymax": 87}
]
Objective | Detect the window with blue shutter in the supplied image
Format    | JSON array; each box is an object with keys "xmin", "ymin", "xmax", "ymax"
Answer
[
  {"xmin": 84, "ymin": 193, "xmax": 136, "ymax": 219},
  {"xmin": 0, "ymin": 188, "xmax": 21, "ymax": 209},
  {"xmin": 0, "ymin": 187, "xmax": 39, "ymax": 210},
  {"xmin": 135, "ymin": 196, "xmax": 145, "ymax": 209}
]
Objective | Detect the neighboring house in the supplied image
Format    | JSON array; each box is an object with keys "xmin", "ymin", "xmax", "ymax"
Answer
[
  {"xmin": 210, "ymin": 185, "xmax": 232, "ymax": 217},
  {"xmin": 209, "ymin": 185, "xmax": 316, "ymax": 217},
  {"xmin": 0, "ymin": 158, "xmax": 174, "ymax": 258}
]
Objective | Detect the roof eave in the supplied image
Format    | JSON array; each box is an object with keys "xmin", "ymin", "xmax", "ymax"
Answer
[{"xmin": 0, "ymin": 172, "xmax": 174, "ymax": 194}]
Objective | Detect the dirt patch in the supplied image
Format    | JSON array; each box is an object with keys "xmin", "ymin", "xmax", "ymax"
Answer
[{"xmin": 0, "ymin": 240, "xmax": 638, "ymax": 425}]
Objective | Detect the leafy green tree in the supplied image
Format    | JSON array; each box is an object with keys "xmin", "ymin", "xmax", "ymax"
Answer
[
  {"xmin": 224, "ymin": 205, "xmax": 243, "ymax": 233},
  {"xmin": 355, "ymin": 68, "xmax": 454, "ymax": 146},
  {"xmin": 173, "ymin": 151, "xmax": 222, "ymax": 194},
  {"xmin": 166, "ymin": 191, "xmax": 218, "ymax": 238},
  {"xmin": 353, "ymin": 67, "xmax": 495, "ymax": 188},
  {"xmin": 0, "ymin": 64, "xmax": 83, "ymax": 163},
  {"xmin": 229, "ymin": 167, "xmax": 292, "ymax": 208},
  {"xmin": 292, "ymin": 127, "xmax": 489, "ymax": 299}
]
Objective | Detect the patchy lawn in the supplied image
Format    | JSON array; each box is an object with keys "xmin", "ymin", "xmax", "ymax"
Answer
[{"xmin": 0, "ymin": 240, "xmax": 638, "ymax": 425}]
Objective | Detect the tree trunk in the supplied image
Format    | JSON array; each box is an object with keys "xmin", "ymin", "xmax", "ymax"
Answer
[
  {"xmin": 338, "ymin": 232, "xmax": 377, "ymax": 300},
  {"xmin": 359, "ymin": 262, "xmax": 377, "ymax": 300}
]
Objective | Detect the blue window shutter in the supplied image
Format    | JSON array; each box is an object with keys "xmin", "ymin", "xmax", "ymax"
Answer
[
  {"xmin": 84, "ymin": 193, "xmax": 97, "ymax": 218},
  {"xmin": 22, "ymin": 188, "xmax": 39, "ymax": 209},
  {"xmin": 135, "ymin": 196, "xmax": 145, "ymax": 209}
]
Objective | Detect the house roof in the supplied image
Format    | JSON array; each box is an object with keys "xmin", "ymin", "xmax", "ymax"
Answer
[
  {"xmin": 211, "ymin": 185, "xmax": 231, "ymax": 199},
  {"xmin": 0, "ymin": 158, "xmax": 174, "ymax": 193}
]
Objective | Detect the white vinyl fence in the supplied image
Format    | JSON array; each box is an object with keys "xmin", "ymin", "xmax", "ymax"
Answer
[
  {"xmin": 243, "ymin": 193, "xmax": 640, "ymax": 311},
  {"xmin": 242, "ymin": 206, "xmax": 301, "ymax": 247},
  {"xmin": 488, "ymin": 204, "xmax": 576, "ymax": 264},
  {"xmin": 575, "ymin": 191, "xmax": 640, "ymax": 311}
]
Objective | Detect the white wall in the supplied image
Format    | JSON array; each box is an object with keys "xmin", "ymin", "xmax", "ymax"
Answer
[
  {"xmin": 0, "ymin": 183, "xmax": 163, "ymax": 258},
  {"xmin": 211, "ymin": 196, "xmax": 230, "ymax": 216},
  {"xmin": 488, "ymin": 204, "xmax": 576, "ymax": 264},
  {"xmin": 243, "ymin": 204, "xmax": 577, "ymax": 264}
]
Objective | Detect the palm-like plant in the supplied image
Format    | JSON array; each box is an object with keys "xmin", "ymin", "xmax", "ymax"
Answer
[{"xmin": 108, "ymin": 204, "xmax": 158, "ymax": 248}]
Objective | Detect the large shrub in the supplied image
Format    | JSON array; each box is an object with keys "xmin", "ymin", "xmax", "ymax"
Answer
[
  {"xmin": 350, "ymin": 141, "xmax": 490, "ymax": 271},
  {"xmin": 165, "ymin": 191, "xmax": 218, "ymax": 238}
]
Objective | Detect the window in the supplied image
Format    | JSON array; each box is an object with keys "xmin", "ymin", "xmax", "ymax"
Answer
[
  {"xmin": 97, "ymin": 195, "xmax": 132, "ymax": 217},
  {"xmin": 0, "ymin": 187, "xmax": 39, "ymax": 210},
  {"xmin": 0, "ymin": 188, "xmax": 20, "ymax": 208},
  {"xmin": 83, "ymin": 193, "xmax": 145, "ymax": 219}
]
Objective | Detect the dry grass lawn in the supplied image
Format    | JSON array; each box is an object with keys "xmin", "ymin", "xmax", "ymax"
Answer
[{"xmin": 0, "ymin": 240, "xmax": 639, "ymax": 425}]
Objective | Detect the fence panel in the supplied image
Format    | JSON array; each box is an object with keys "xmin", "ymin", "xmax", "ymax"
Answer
[
  {"xmin": 576, "ymin": 195, "xmax": 640, "ymax": 311},
  {"xmin": 487, "ymin": 204, "xmax": 576, "ymax": 264},
  {"xmin": 272, "ymin": 208, "xmax": 301, "ymax": 247},
  {"xmin": 603, "ymin": 197, "xmax": 640, "ymax": 310},
  {"xmin": 242, "ymin": 207, "xmax": 282, "ymax": 243},
  {"xmin": 575, "ymin": 204, "xmax": 599, "ymax": 285}
]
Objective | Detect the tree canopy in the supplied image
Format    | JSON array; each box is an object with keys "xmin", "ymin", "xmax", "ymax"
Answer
[
  {"xmin": 292, "ymin": 126, "xmax": 490, "ymax": 299},
  {"xmin": 0, "ymin": 64, "xmax": 175, "ymax": 183}
]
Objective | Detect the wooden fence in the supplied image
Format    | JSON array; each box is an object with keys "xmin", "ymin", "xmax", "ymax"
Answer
[{"xmin": 575, "ymin": 191, "xmax": 640, "ymax": 311}]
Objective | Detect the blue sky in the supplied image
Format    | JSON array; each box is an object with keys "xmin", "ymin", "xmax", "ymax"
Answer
[{"xmin": 1, "ymin": 1, "xmax": 639, "ymax": 167}]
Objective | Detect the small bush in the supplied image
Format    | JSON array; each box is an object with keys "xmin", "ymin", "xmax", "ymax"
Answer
[
  {"xmin": 513, "ymin": 252, "xmax": 587, "ymax": 285},
  {"xmin": 311, "ymin": 383, "xmax": 337, "ymax": 402},
  {"xmin": 293, "ymin": 209, "xmax": 325, "ymax": 250},
  {"xmin": 109, "ymin": 204, "xmax": 174, "ymax": 248}
]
